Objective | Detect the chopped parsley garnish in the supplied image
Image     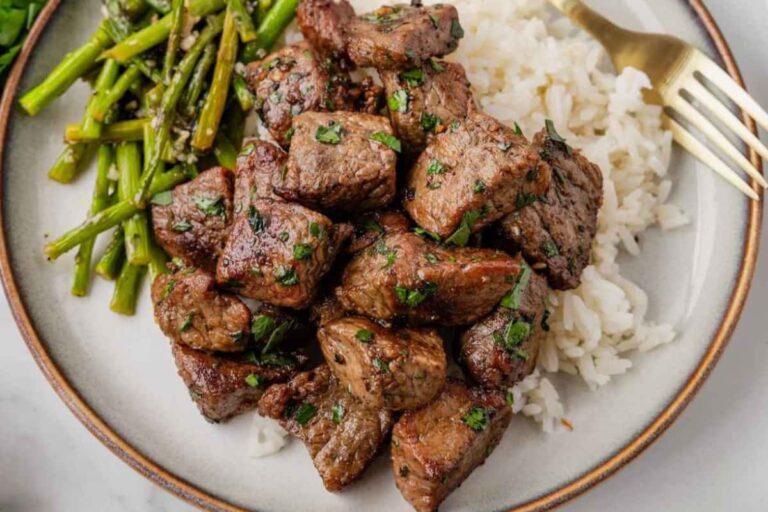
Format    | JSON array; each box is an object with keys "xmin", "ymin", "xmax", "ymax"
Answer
[
  {"xmin": 445, "ymin": 209, "xmax": 483, "ymax": 247},
  {"xmin": 251, "ymin": 315, "xmax": 277, "ymax": 342},
  {"xmin": 425, "ymin": 253, "xmax": 439, "ymax": 264},
  {"xmin": 294, "ymin": 403, "xmax": 317, "ymax": 425},
  {"xmin": 426, "ymin": 159, "xmax": 445, "ymax": 175},
  {"xmin": 394, "ymin": 282, "xmax": 438, "ymax": 308},
  {"xmin": 420, "ymin": 111, "xmax": 441, "ymax": 132},
  {"xmin": 260, "ymin": 352, "xmax": 295, "ymax": 366},
  {"xmin": 541, "ymin": 240, "xmax": 560, "ymax": 257},
  {"xmin": 245, "ymin": 373, "xmax": 262, "ymax": 388},
  {"xmin": 462, "ymin": 406, "xmax": 489, "ymax": 431},
  {"xmin": 429, "ymin": 58, "xmax": 445, "ymax": 72},
  {"xmin": 248, "ymin": 206, "xmax": 265, "ymax": 233},
  {"xmin": 383, "ymin": 250, "xmax": 397, "ymax": 269},
  {"xmin": 473, "ymin": 180, "xmax": 486, "ymax": 193},
  {"xmin": 373, "ymin": 357, "xmax": 389, "ymax": 373},
  {"xmin": 331, "ymin": 403, "xmax": 345, "ymax": 424},
  {"xmin": 161, "ymin": 279, "xmax": 177, "ymax": 300},
  {"xmin": 505, "ymin": 391, "xmax": 515, "ymax": 406},
  {"xmin": 388, "ymin": 89, "xmax": 409, "ymax": 113},
  {"xmin": 274, "ymin": 266, "xmax": 299, "ymax": 286},
  {"xmin": 193, "ymin": 195, "xmax": 225, "ymax": 216},
  {"xmin": 514, "ymin": 122, "xmax": 523, "ymax": 136},
  {"xmin": 293, "ymin": 243, "xmax": 314, "ymax": 260},
  {"xmin": 428, "ymin": 14, "xmax": 439, "ymax": 28},
  {"xmin": 500, "ymin": 262, "xmax": 532, "ymax": 309},
  {"xmin": 361, "ymin": 6, "xmax": 403, "ymax": 24},
  {"xmin": 545, "ymin": 119, "xmax": 573, "ymax": 155},
  {"xmin": 413, "ymin": 227, "xmax": 441, "ymax": 242},
  {"xmin": 231, "ymin": 331, "xmax": 244, "ymax": 343},
  {"xmin": 369, "ymin": 131, "xmax": 402, "ymax": 153},
  {"xmin": 262, "ymin": 319, "xmax": 293, "ymax": 355},
  {"xmin": 400, "ymin": 68, "xmax": 425, "ymax": 87},
  {"xmin": 515, "ymin": 192, "xmax": 537, "ymax": 209},
  {"xmin": 450, "ymin": 18, "xmax": 465, "ymax": 38},
  {"xmin": 355, "ymin": 329, "xmax": 374, "ymax": 343},
  {"xmin": 502, "ymin": 319, "xmax": 531, "ymax": 348},
  {"xmin": 315, "ymin": 121, "xmax": 344, "ymax": 144},
  {"xmin": 364, "ymin": 220, "xmax": 384, "ymax": 233},
  {"xmin": 179, "ymin": 313, "xmax": 193, "ymax": 332},
  {"xmin": 278, "ymin": 231, "xmax": 290, "ymax": 242},
  {"xmin": 450, "ymin": 119, "xmax": 461, "ymax": 132},
  {"xmin": 284, "ymin": 127, "xmax": 295, "ymax": 142},
  {"xmin": 150, "ymin": 191, "xmax": 173, "ymax": 206},
  {"xmin": 309, "ymin": 221, "xmax": 325, "ymax": 239},
  {"xmin": 172, "ymin": 219, "xmax": 192, "ymax": 232}
]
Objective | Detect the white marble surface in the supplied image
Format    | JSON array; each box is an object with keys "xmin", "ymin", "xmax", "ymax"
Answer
[{"xmin": 2, "ymin": 1, "xmax": 768, "ymax": 511}]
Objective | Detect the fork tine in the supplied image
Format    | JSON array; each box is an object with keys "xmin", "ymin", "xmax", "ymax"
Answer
[
  {"xmin": 666, "ymin": 115, "xmax": 759, "ymax": 200},
  {"xmin": 670, "ymin": 94, "xmax": 768, "ymax": 187},
  {"xmin": 695, "ymin": 53, "xmax": 768, "ymax": 132},
  {"xmin": 686, "ymin": 79, "xmax": 768, "ymax": 162}
]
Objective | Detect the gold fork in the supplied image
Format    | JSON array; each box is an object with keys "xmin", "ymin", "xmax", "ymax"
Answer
[{"xmin": 548, "ymin": 0, "xmax": 767, "ymax": 200}]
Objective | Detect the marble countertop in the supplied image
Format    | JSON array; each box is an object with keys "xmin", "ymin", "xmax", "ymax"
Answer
[{"xmin": 2, "ymin": 1, "xmax": 768, "ymax": 511}]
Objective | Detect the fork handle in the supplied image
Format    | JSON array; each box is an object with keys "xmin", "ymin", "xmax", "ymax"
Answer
[{"xmin": 547, "ymin": 0, "xmax": 632, "ymax": 49}]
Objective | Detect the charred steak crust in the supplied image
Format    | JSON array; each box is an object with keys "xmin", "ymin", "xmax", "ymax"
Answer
[
  {"xmin": 405, "ymin": 108, "xmax": 551, "ymax": 239},
  {"xmin": 276, "ymin": 111, "xmax": 398, "ymax": 213},
  {"xmin": 216, "ymin": 198, "xmax": 352, "ymax": 309},
  {"xmin": 345, "ymin": 209, "xmax": 411, "ymax": 255},
  {"xmin": 297, "ymin": 0, "xmax": 356, "ymax": 59},
  {"xmin": 234, "ymin": 139, "xmax": 288, "ymax": 206},
  {"xmin": 461, "ymin": 266, "xmax": 550, "ymax": 388},
  {"xmin": 336, "ymin": 232, "xmax": 522, "ymax": 325},
  {"xmin": 380, "ymin": 60, "xmax": 474, "ymax": 155},
  {"xmin": 391, "ymin": 379, "xmax": 513, "ymax": 512},
  {"xmin": 258, "ymin": 365, "xmax": 394, "ymax": 491},
  {"xmin": 151, "ymin": 167, "xmax": 234, "ymax": 273},
  {"xmin": 318, "ymin": 316, "xmax": 447, "ymax": 410},
  {"xmin": 498, "ymin": 128, "xmax": 604, "ymax": 290},
  {"xmin": 151, "ymin": 268, "xmax": 251, "ymax": 353},
  {"xmin": 171, "ymin": 342, "xmax": 300, "ymax": 423}
]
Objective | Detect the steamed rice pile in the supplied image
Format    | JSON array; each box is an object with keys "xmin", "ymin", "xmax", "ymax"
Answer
[{"xmin": 257, "ymin": 0, "xmax": 687, "ymax": 445}]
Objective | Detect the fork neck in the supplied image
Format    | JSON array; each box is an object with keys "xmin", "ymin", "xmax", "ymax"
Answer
[{"xmin": 548, "ymin": 0, "xmax": 632, "ymax": 52}]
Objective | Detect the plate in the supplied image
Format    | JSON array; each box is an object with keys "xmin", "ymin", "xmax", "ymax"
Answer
[{"xmin": 0, "ymin": 1, "xmax": 761, "ymax": 511}]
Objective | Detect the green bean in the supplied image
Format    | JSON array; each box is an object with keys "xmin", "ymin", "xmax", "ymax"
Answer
[
  {"xmin": 162, "ymin": 0, "xmax": 184, "ymax": 85},
  {"xmin": 48, "ymin": 143, "xmax": 94, "ymax": 184},
  {"xmin": 72, "ymin": 146, "xmax": 115, "ymax": 296},
  {"xmin": 45, "ymin": 167, "xmax": 189, "ymax": 260},
  {"xmin": 231, "ymin": 72, "xmax": 254, "ymax": 111},
  {"xmin": 230, "ymin": 0, "xmax": 258, "ymax": 43},
  {"xmin": 65, "ymin": 119, "xmax": 148, "ymax": 143},
  {"xmin": 95, "ymin": 228, "xmax": 126, "ymax": 280},
  {"xmin": 80, "ymin": 60, "xmax": 121, "ymax": 140},
  {"xmin": 110, "ymin": 262, "xmax": 146, "ymax": 315},
  {"xmin": 92, "ymin": 65, "xmax": 142, "ymax": 121},
  {"xmin": 191, "ymin": 7, "xmax": 238, "ymax": 151},
  {"xmin": 19, "ymin": 21, "xmax": 113, "ymax": 116},
  {"xmin": 116, "ymin": 142, "xmax": 151, "ymax": 265},
  {"xmin": 214, "ymin": 132, "xmax": 237, "ymax": 170},
  {"xmin": 180, "ymin": 42, "xmax": 216, "ymax": 116}
]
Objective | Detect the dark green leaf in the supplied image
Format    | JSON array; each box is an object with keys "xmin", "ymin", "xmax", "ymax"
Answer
[
  {"xmin": 364, "ymin": 220, "xmax": 384, "ymax": 233},
  {"xmin": 245, "ymin": 373, "xmax": 262, "ymax": 388},
  {"xmin": 369, "ymin": 131, "xmax": 402, "ymax": 153},
  {"xmin": 194, "ymin": 195, "xmax": 225, "ymax": 216},
  {"xmin": 426, "ymin": 159, "xmax": 445, "ymax": 175},
  {"xmin": 413, "ymin": 227, "xmax": 441, "ymax": 242},
  {"xmin": 450, "ymin": 19, "xmax": 465, "ymax": 39},
  {"xmin": 179, "ymin": 313, "xmax": 193, "ymax": 332},
  {"xmin": 514, "ymin": 122, "xmax": 523, "ymax": 136},
  {"xmin": 515, "ymin": 192, "xmax": 537, "ymax": 209},
  {"xmin": 251, "ymin": 314, "xmax": 276, "ymax": 342},
  {"xmin": 274, "ymin": 266, "xmax": 299, "ymax": 286},
  {"xmin": 373, "ymin": 357, "xmax": 389, "ymax": 373},
  {"xmin": 545, "ymin": 119, "xmax": 573, "ymax": 155},
  {"xmin": 315, "ymin": 121, "xmax": 344, "ymax": 144},
  {"xmin": 248, "ymin": 206, "xmax": 265, "ymax": 232},
  {"xmin": 388, "ymin": 89, "xmax": 409, "ymax": 113},
  {"xmin": 172, "ymin": 219, "xmax": 192, "ymax": 232},
  {"xmin": 309, "ymin": 221, "xmax": 325, "ymax": 239},
  {"xmin": 429, "ymin": 58, "xmax": 445, "ymax": 72},
  {"xmin": 462, "ymin": 406, "xmax": 489, "ymax": 431},
  {"xmin": 293, "ymin": 243, "xmax": 313, "ymax": 260},
  {"xmin": 500, "ymin": 262, "xmax": 532, "ymax": 309},
  {"xmin": 425, "ymin": 253, "xmax": 439, "ymax": 264},
  {"xmin": 473, "ymin": 180, "xmax": 486, "ymax": 193},
  {"xmin": 400, "ymin": 68, "xmax": 425, "ymax": 87},
  {"xmin": 331, "ymin": 403, "xmax": 345, "ymax": 424},
  {"xmin": 445, "ymin": 209, "xmax": 482, "ymax": 247},
  {"xmin": 541, "ymin": 240, "xmax": 559, "ymax": 257},
  {"xmin": 420, "ymin": 112, "xmax": 441, "ymax": 133},
  {"xmin": 294, "ymin": 403, "xmax": 317, "ymax": 425},
  {"xmin": 355, "ymin": 329, "xmax": 374, "ymax": 343}
]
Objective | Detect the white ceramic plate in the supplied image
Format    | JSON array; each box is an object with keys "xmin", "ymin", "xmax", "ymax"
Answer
[{"xmin": 0, "ymin": 1, "xmax": 761, "ymax": 511}]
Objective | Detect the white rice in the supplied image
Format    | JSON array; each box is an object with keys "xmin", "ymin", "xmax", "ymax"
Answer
[{"xmin": 250, "ymin": 0, "xmax": 690, "ymax": 449}]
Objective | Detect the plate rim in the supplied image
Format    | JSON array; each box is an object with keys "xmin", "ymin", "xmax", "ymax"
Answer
[{"xmin": 0, "ymin": 1, "xmax": 762, "ymax": 511}]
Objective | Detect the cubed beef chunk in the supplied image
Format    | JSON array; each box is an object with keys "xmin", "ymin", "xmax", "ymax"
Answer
[
  {"xmin": 345, "ymin": 209, "xmax": 410, "ymax": 254},
  {"xmin": 380, "ymin": 60, "xmax": 473, "ymax": 155},
  {"xmin": 404, "ymin": 109, "xmax": 551, "ymax": 240},
  {"xmin": 318, "ymin": 317, "xmax": 446, "ymax": 410},
  {"xmin": 151, "ymin": 268, "xmax": 250, "ymax": 353},
  {"xmin": 498, "ymin": 127, "xmax": 604, "ymax": 290},
  {"xmin": 391, "ymin": 379, "xmax": 512, "ymax": 512},
  {"xmin": 460, "ymin": 264, "xmax": 549, "ymax": 388},
  {"xmin": 347, "ymin": 4, "xmax": 464, "ymax": 70},
  {"xmin": 258, "ymin": 365, "xmax": 393, "ymax": 491},
  {"xmin": 275, "ymin": 111, "xmax": 398, "ymax": 212},
  {"xmin": 245, "ymin": 42, "xmax": 356, "ymax": 147},
  {"xmin": 216, "ymin": 198, "xmax": 351, "ymax": 309},
  {"xmin": 171, "ymin": 342, "xmax": 300, "ymax": 423},
  {"xmin": 233, "ymin": 140, "xmax": 287, "ymax": 207},
  {"xmin": 336, "ymin": 232, "xmax": 522, "ymax": 325},
  {"xmin": 151, "ymin": 167, "xmax": 234, "ymax": 273},
  {"xmin": 297, "ymin": 0, "xmax": 356, "ymax": 59}
]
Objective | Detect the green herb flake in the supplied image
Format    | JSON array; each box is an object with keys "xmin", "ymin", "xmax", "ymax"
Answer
[
  {"xmin": 502, "ymin": 320, "xmax": 531, "ymax": 348},
  {"xmin": 413, "ymin": 227, "xmax": 441, "ymax": 242},
  {"xmin": 420, "ymin": 112, "xmax": 441, "ymax": 133},
  {"xmin": 251, "ymin": 315, "xmax": 277, "ymax": 342},
  {"xmin": 450, "ymin": 19, "xmax": 465, "ymax": 38},
  {"xmin": 542, "ymin": 240, "xmax": 560, "ymax": 257},
  {"xmin": 315, "ymin": 121, "xmax": 345, "ymax": 144},
  {"xmin": 545, "ymin": 119, "xmax": 573, "ymax": 155},
  {"xmin": 400, "ymin": 68, "xmax": 425, "ymax": 87},
  {"xmin": 395, "ymin": 282, "xmax": 438, "ymax": 308},
  {"xmin": 284, "ymin": 127, "xmax": 296, "ymax": 142},
  {"xmin": 514, "ymin": 122, "xmax": 523, "ymax": 136},
  {"xmin": 425, "ymin": 253, "xmax": 439, "ymax": 264},
  {"xmin": 293, "ymin": 243, "xmax": 314, "ymax": 260},
  {"xmin": 383, "ymin": 250, "xmax": 397, "ymax": 269},
  {"xmin": 515, "ymin": 192, "xmax": 537, "ymax": 209},
  {"xmin": 162, "ymin": 279, "xmax": 177, "ymax": 300},
  {"xmin": 309, "ymin": 221, "xmax": 325, "ymax": 239},
  {"xmin": 150, "ymin": 191, "xmax": 173, "ymax": 206},
  {"xmin": 179, "ymin": 314, "xmax": 193, "ymax": 333},
  {"xmin": 445, "ymin": 209, "xmax": 483, "ymax": 247},
  {"xmin": 365, "ymin": 220, "xmax": 384, "ymax": 233},
  {"xmin": 426, "ymin": 159, "xmax": 445, "ymax": 175},
  {"xmin": 373, "ymin": 357, "xmax": 389, "ymax": 373},
  {"xmin": 428, "ymin": 14, "xmax": 439, "ymax": 29},
  {"xmin": 193, "ymin": 196, "xmax": 225, "ymax": 217},
  {"xmin": 428, "ymin": 58, "xmax": 445, "ymax": 73},
  {"xmin": 505, "ymin": 391, "xmax": 515, "ymax": 406},
  {"xmin": 370, "ymin": 131, "xmax": 402, "ymax": 153},
  {"xmin": 245, "ymin": 373, "xmax": 262, "ymax": 388},
  {"xmin": 248, "ymin": 206, "xmax": 265, "ymax": 233},
  {"xmin": 450, "ymin": 119, "xmax": 461, "ymax": 132},
  {"xmin": 262, "ymin": 319, "xmax": 293, "ymax": 355},
  {"xmin": 274, "ymin": 266, "xmax": 299, "ymax": 287},
  {"xmin": 473, "ymin": 180, "xmax": 486, "ymax": 193},
  {"xmin": 388, "ymin": 89, "xmax": 409, "ymax": 113},
  {"xmin": 278, "ymin": 231, "xmax": 290, "ymax": 242},
  {"xmin": 331, "ymin": 403, "xmax": 345, "ymax": 424},
  {"xmin": 171, "ymin": 219, "xmax": 192, "ymax": 233},
  {"xmin": 355, "ymin": 329, "xmax": 374, "ymax": 343},
  {"xmin": 294, "ymin": 403, "xmax": 317, "ymax": 425},
  {"xmin": 500, "ymin": 262, "xmax": 532, "ymax": 310},
  {"xmin": 462, "ymin": 406, "xmax": 489, "ymax": 431}
]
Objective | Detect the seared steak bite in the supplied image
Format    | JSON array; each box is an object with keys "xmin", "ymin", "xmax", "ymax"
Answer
[
  {"xmin": 391, "ymin": 379, "xmax": 512, "ymax": 512},
  {"xmin": 245, "ymin": 41, "xmax": 356, "ymax": 147},
  {"xmin": 318, "ymin": 317, "xmax": 447, "ymax": 410},
  {"xmin": 258, "ymin": 365, "xmax": 394, "ymax": 491},
  {"xmin": 216, "ymin": 198, "xmax": 351, "ymax": 309},
  {"xmin": 404, "ymin": 109, "xmax": 551, "ymax": 240},
  {"xmin": 498, "ymin": 126, "xmax": 604, "ymax": 290},
  {"xmin": 380, "ymin": 60, "xmax": 473, "ymax": 155},
  {"xmin": 233, "ymin": 140, "xmax": 287, "ymax": 206},
  {"xmin": 275, "ymin": 111, "xmax": 398, "ymax": 212},
  {"xmin": 310, "ymin": 293, "xmax": 347, "ymax": 327},
  {"xmin": 151, "ymin": 167, "xmax": 234, "ymax": 273},
  {"xmin": 172, "ymin": 342, "xmax": 300, "ymax": 423},
  {"xmin": 151, "ymin": 268, "xmax": 251, "ymax": 353},
  {"xmin": 461, "ymin": 264, "xmax": 549, "ymax": 388},
  {"xmin": 347, "ymin": 4, "xmax": 464, "ymax": 70},
  {"xmin": 297, "ymin": 0, "xmax": 356, "ymax": 60},
  {"xmin": 346, "ymin": 209, "xmax": 410, "ymax": 254},
  {"xmin": 336, "ymin": 232, "xmax": 522, "ymax": 325}
]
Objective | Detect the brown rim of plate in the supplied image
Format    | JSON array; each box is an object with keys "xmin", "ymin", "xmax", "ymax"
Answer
[{"xmin": 0, "ymin": 1, "xmax": 762, "ymax": 511}]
